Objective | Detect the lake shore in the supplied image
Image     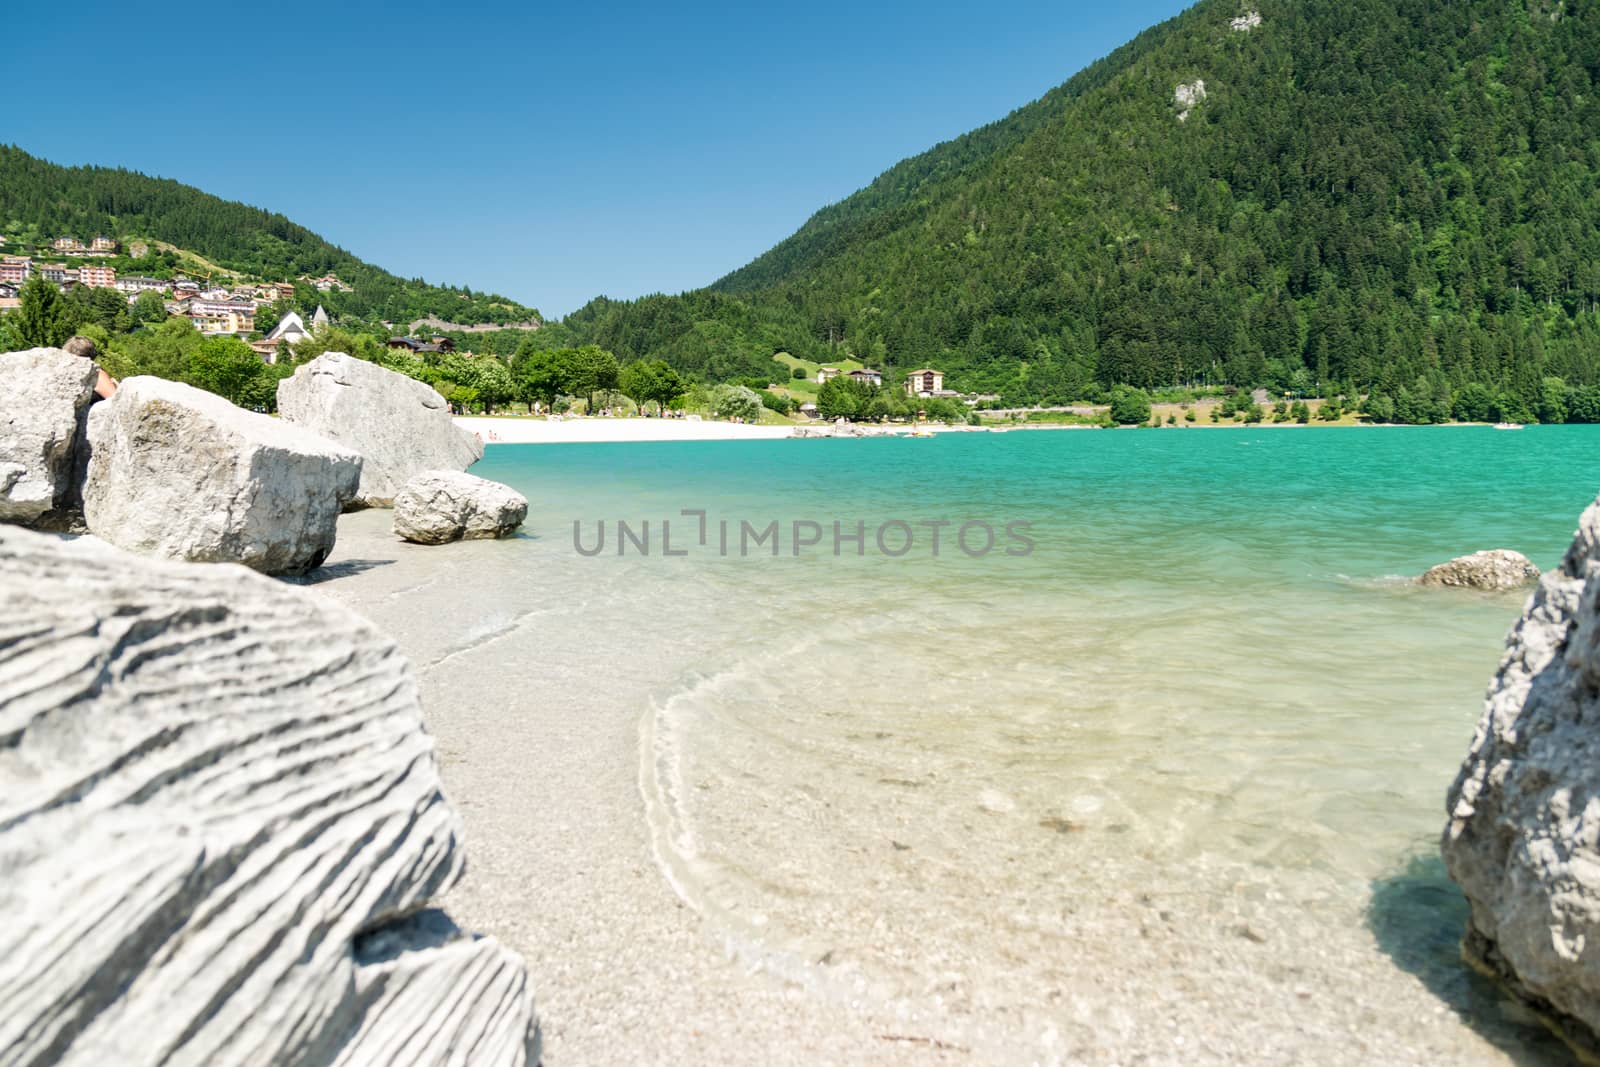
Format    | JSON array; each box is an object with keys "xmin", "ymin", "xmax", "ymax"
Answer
[
  {"xmin": 455, "ymin": 413, "xmax": 1527, "ymax": 445},
  {"xmin": 301, "ymin": 509, "xmax": 959, "ymax": 1064},
  {"xmin": 455, "ymin": 415, "xmax": 795, "ymax": 444},
  {"xmin": 291, "ymin": 425, "xmax": 1590, "ymax": 1065}
]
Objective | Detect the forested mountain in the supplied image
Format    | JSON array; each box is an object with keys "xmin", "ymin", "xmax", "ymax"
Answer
[
  {"xmin": 0, "ymin": 146, "xmax": 539, "ymax": 326},
  {"xmin": 567, "ymin": 0, "xmax": 1600, "ymax": 409}
]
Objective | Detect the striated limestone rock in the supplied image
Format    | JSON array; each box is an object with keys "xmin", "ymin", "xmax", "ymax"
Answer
[
  {"xmin": 1419, "ymin": 549, "xmax": 1541, "ymax": 591},
  {"xmin": 83, "ymin": 376, "xmax": 362, "ymax": 575},
  {"xmin": 0, "ymin": 347, "xmax": 97, "ymax": 524},
  {"xmin": 0, "ymin": 525, "xmax": 540, "ymax": 1067},
  {"xmin": 1442, "ymin": 497, "xmax": 1600, "ymax": 1060},
  {"xmin": 392, "ymin": 470, "xmax": 528, "ymax": 545},
  {"xmin": 277, "ymin": 353, "xmax": 483, "ymax": 508}
]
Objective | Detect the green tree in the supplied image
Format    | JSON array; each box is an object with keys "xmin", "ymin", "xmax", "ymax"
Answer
[
  {"xmin": 104, "ymin": 315, "xmax": 201, "ymax": 380},
  {"xmin": 15, "ymin": 274, "xmax": 70, "ymax": 347},
  {"xmin": 816, "ymin": 375, "xmax": 865, "ymax": 420},
  {"xmin": 513, "ymin": 346, "xmax": 574, "ymax": 411},
  {"xmin": 1570, "ymin": 387, "xmax": 1600, "ymax": 424},
  {"xmin": 130, "ymin": 289, "xmax": 169, "ymax": 327},
  {"xmin": 1538, "ymin": 377, "xmax": 1569, "ymax": 425},
  {"xmin": 0, "ymin": 312, "xmax": 23, "ymax": 353},
  {"xmin": 254, "ymin": 301, "xmax": 288, "ymax": 334},
  {"xmin": 560, "ymin": 345, "xmax": 619, "ymax": 412},
  {"xmin": 1107, "ymin": 386, "xmax": 1151, "ymax": 425},
  {"xmin": 63, "ymin": 286, "xmax": 130, "ymax": 333},
  {"xmin": 185, "ymin": 336, "xmax": 267, "ymax": 407},
  {"xmin": 290, "ymin": 325, "xmax": 386, "ymax": 364},
  {"xmin": 1452, "ymin": 383, "xmax": 1495, "ymax": 423},
  {"xmin": 620, "ymin": 359, "xmax": 685, "ymax": 414},
  {"xmin": 709, "ymin": 383, "xmax": 763, "ymax": 422}
]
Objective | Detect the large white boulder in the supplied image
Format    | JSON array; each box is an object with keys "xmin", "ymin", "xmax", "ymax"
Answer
[
  {"xmin": 392, "ymin": 469, "xmax": 528, "ymax": 544},
  {"xmin": 0, "ymin": 347, "xmax": 97, "ymax": 524},
  {"xmin": 1443, "ymin": 495, "xmax": 1600, "ymax": 1059},
  {"xmin": 0, "ymin": 525, "xmax": 540, "ymax": 1066},
  {"xmin": 1420, "ymin": 549, "xmax": 1541, "ymax": 591},
  {"xmin": 83, "ymin": 376, "xmax": 362, "ymax": 575},
  {"xmin": 277, "ymin": 352, "xmax": 483, "ymax": 508}
]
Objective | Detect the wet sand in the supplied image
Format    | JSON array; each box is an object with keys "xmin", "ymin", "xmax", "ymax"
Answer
[{"xmin": 300, "ymin": 512, "xmax": 965, "ymax": 1064}]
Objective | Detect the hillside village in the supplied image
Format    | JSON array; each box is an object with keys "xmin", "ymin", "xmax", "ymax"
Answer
[
  {"xmin": 0, "ymin": 232, "xmax": 474, "ymax": 361},
  {"xmin": 0, "ymin": 230, "xmax": 983, "ymax": 412}
]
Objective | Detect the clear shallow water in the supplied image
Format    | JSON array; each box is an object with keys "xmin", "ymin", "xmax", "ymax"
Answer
[{"xmin": 468, "ymin": 426, "xmax": 1600, "ymax": 1060}]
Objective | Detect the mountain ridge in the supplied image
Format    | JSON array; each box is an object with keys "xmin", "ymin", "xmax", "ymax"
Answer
[
  {"xmin": 0, "ymin": 144, "xmax": 540, "ymax": 327},
  {"xmin": 565, "ymin": 0, "xmax": 1600, "ymax": 417}
]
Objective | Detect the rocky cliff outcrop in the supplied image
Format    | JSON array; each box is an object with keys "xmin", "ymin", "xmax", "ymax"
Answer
[
  {"xmin": 392, "ymin": 470, "xmax": 528, "ymax": 544},
  {"xmin": 1420, "ymin": 549, "xmax": 1541, "ymax": 591},
  {"xmin": 0, "ymin": 525, "xmax": 540, "ymax": 1066},
  {"xmin": 0, "ymin": 347, "xmax": 97, "ymax": 524},
  {"xmin": 277, "ymin": 353, "xmax": 483, "ymax": 508},
  {"xmin": 1443, "ymin": 497, "xmax": 1600, "ymax": 1060},
  {"xmin": 83, "ymin": 376, "xmax": 362, "ymax": 575},
  {"xmin": 1174, "ymin": 79, "xmax": 1207, "ymax": 122}
]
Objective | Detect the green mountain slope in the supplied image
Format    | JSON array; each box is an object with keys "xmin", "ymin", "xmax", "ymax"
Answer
[
  {"xmin": 0, "ymin": 145, "xmax": 539, "ymax": 326},
  {"xmin": 568, "ymin": 0, "xmax": 1600, "ymax": 412}
]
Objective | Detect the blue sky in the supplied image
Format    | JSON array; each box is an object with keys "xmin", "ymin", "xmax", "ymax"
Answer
[{"xmin": 9, "ymin": 1, "xmax": 1191, "ymax": 318}]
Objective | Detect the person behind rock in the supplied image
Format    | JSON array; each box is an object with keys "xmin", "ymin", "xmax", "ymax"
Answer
[{"xmin": 63, "ymin": 336, "xmax": 118, "ymax": 400}]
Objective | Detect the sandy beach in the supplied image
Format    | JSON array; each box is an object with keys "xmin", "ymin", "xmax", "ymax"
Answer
[
  {"xmin": 455, "ymin": 415, "xmax": 796, "ymax": 444},
  {"xmin": 303, "ymin": 511, "xmax": 963, "ymax": 1065}
]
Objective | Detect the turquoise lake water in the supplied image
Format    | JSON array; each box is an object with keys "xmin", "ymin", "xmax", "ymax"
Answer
[{"xmin": 465, "ymin": 425, "xmax": 1600, "ymax": 1059}]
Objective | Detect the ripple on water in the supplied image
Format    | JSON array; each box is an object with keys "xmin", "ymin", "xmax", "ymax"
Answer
[{"xmin": 483, "ymin": 427, "xmax": 1600, "ymax": 1061}]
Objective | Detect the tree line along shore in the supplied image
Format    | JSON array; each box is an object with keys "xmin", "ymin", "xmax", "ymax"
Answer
[{"xmin": 5, "ymin": 272, "xmax": 1595, "ymax": 432}]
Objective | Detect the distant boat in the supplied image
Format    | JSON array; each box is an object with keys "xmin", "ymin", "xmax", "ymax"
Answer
[{"xmin": 1493, "ymin": 422, "xmax": 1524, "ymax": 430}]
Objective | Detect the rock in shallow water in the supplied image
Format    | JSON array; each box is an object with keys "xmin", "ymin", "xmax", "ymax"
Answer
[
  {"xmin": 0, "ymin": 525, "xmax": 540, "ymax": 1066},
  {"xmin": 83, "ymin": 376, "xmax": 362, "ymax": 575},
  {"xmin": 392, "ymin": 470, "xmax": 528, "ymax": 544},
  {"xmin": 0, "ymin": 347, "xmax": 97, "ymax": 524},
  {"xmin": 1442, "ymin": 497, "xmax": 1600, "ymax": 1060},
  {"xmin": 277, "ymin": 353, "xmax": 483, "ymax": 508},
  {"xmin": 1419, "ymin": 549, "xmax": 1541, "ymax": 591}
]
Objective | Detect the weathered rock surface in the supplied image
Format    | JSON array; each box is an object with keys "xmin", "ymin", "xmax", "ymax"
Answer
[
  {"xmin": 1419, "ymin": 549, "xmax": 1541, "ymax": 591},
  {"xmin": 0, "ymin": 525, "xmax": 540, "ymax": 1066},
  {"xmin": 1174, "ymin": 79, "xmax": 1207, "ymax": 121},
  {"xmin": 1443, "ymin": 497, "xmax": 1600, "ymax": 1060},
  {"xmin": 392, "ymin": 470, "xmax": 528, "ymax": 544},
  {"xmin": 0, "ymin": 347, "xmax": 97, "ymax": 524},
  {"xmin": 277, "ymin": 353, "xmax": 483, "ymax": 508},
  {"xmin": 83, "ymin": 376, "xmax": 362, "ymax": 575}
]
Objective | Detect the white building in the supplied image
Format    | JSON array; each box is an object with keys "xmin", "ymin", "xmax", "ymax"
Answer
[
  {"xmin": 266, "ymin": 310, "xmax": 314, "ymax": 347},
  {"xmin": 904, "ymin": 368, "xmax": 946, "ymax": 397}
]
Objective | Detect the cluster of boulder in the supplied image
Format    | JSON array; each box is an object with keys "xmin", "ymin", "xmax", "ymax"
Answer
[
  {"xmin": 0, "ymin": 347, "xmax": 530, "ymax": 576},
  {"xmin": 792, "ymin": 420, "xmax": 891, "ymax": 439},
  {"xmin": 0, "ymin": 346, "xmax": 541, "ymax": 1064}
]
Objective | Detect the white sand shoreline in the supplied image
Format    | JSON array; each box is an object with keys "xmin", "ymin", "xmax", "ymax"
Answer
[
  {"xmin": 454, "ymin": 415, "xmax": 794, "ymax": 444},
  {"xmin": 453, "ymin": 414, "xmax": 1100, "ymax": 444}
]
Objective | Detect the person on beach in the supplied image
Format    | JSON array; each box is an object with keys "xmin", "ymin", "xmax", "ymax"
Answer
[{"xmin": 63, "ymin": 336, "xmax": 118, "ymax": 400}]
